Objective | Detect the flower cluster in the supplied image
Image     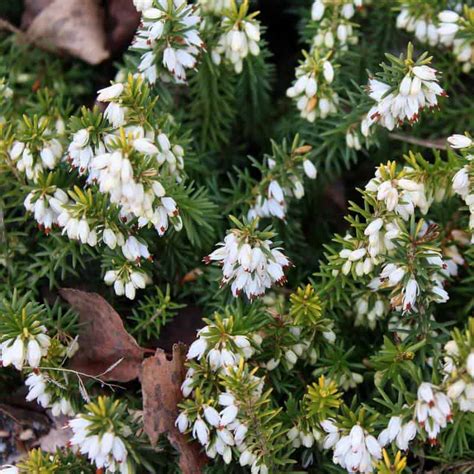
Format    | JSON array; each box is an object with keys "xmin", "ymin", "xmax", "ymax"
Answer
[
  {"xmin": 186, "ymin": 315, "xmax": 255, "ymax": 373},
  {"xmin": 438, "ymin": 9, "xmax": 474, "ymax": 73},
  {"xmin": 132, "ymin": 0, "xmax": 204, "ymax": 83},
  {"xmin": 442, "ymin": 320, "xmax": 474, "ymax": 413},
  {"xmin": 25, "ymin": 372, "xmax": 75, "ymax": 417},
  {"xmin": 369, "ymin": 247, "xmax": 449, "ymax": 314},
  {"xmin": 397, "ymin": 7, "xmax": 451, "ymax": 47},
  {"xmin": 67, "ymin": 127, "xmax": 106, "ymax": 175},
  {"xmin": 89, "ymin": 127, "xmax": 182, "ymax": 234},
  {"xmin": 179, "ymin": 291, "xmax": 337, "ymax": 471},
  {"xmin": 204, "ymin": 218, "xmax": 291, "ymax": 299},
  {"xmin": 22, "ymin": 335, "xmax": 79, "ymax": 418},
  {"xmin": 415, "ymin": 382, "xmax": 452, "ymax": 443},
  {"xmin": 397, "ymin": 5, "xmax": 474, "ymax": 73},
  {"xmin": 287, "ymin": 0, "xmax": 363, "ymax": 120},
  {"xmin": 311, "ymin": 0, "xmax": 362, "ymax": 48},
  {"xmin": 350, "ymin": 45, "xmax": 447, "ymax": 143},
  {"xmin": 33, "ymin": 78, "xmax": 190, "ymax": 300},
  {"xmin": 178, "ymin": 362, "xmax": 269, "ymax": 472},
  {"xmin": 378, "ymin": 416, "xmax": 417, "ymax": 451},
  {"xmin": 260, "ymin": 286, "xmax": 335, "ymax": 371},
  {"xmin": 104, "ymin": 259, "xmax": 151, "ymax": 300},
  {"xmin": 354, "ymin": 294, "xmax": 387, "ymax": 329},
  {"xmin": 365, "ymin": 164, "xmax": 430, "ymax": 219},
  {"xmin": 319, "ymin": 373, "xmax": 459, "ymax": 471},
  {"xmin": 8, "ymin": 73, "xmax": 193, "ymax": 302},
  {"xmin": 9, "ymin": 117, "xmax": 63, "ymax": 183},
  {"xmin": 345, "ymin": 125, "xmax": 364, "ymax": 151},
  {"xmin": 327, "ymin": 154, "xmax": 459, "ymax": 327},
  {"xmin": 24, "ymin": 186, "xmax": 69, "ymax": 234},
  {"xmin": 322, "ymin": 422, "xmax": 382, "ymax": 474},
  {"xmin": 69, "ymin": 397, "xmax": 131, "ymax": 473},
  {"xmin": 365, "ymin": 62, "xmax": 446, "ymax": 131},
  {"xmin": 212, "ymin": 1, "xmax": 261, "ymax": 73},
  {"xmin": 0, "ymin": 296, "xmax": 51, "ymax": 371},
  {"xmin": 247, "ymin": 139, "xmax": 317, "ymax": 220},
  {"xmin": 0, "ymin": 329, "xmax": 50, "ymax": 371},
  {"xmin": 286, "ymin": 50, "xmax": 337, "ymax": 122},
  {"xmin": 0, "ymin": 291, "xmax": 83, "ymax": 422},
  {"xmin": 178, "ymin": 389, "xmax": 242, "ymax": 464}
]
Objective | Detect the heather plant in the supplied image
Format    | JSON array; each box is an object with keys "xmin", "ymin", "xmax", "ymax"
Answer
[{"xmin": 0, "ymin": 1, "xmax": 473, "ymax": 473}]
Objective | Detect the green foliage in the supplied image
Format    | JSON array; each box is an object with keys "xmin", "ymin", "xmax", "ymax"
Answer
[
  {"xmin": 0, "ymin": 1, "xmax": 474, "ymax": 473},
  {"xmin": 16, "ymin": 448, "xmax": 95, "ymax": 474},
  {"xmin": 187, "ymin": 52, "xmax": 238, "ymax": 152},
  {"xmin": 304, "ymin": 376, "xmax": 343, "ymax": 422},
  {"xmin": 235, "ymin": 35, "xmax": 275, "ymax": 143},
  {"xmin": 128, "ymin": 285, "xmax": 185, "ymax": 345}
]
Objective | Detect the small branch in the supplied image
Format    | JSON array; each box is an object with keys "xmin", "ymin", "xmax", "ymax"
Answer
[
  {"xmin": 0, "ymin": 18, "xmax": 24, "ymax": 37},
  {"xmin": 39, "ymin": 365, "xmax": 124, "ymax": 391},
  {"xmin": 426, "ymin": 460, "xmax": 474, "ymax": 474},
  {"xmin": 389, "ymin": 132, "xmax": 447, "ymax": 150},
  {"xmin": 0, "ymin": 18, "xmax": 36, "ymax": 49}
]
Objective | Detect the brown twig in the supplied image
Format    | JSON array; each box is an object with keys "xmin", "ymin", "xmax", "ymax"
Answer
[
  {"xmin": 425, "ymin": 460, "xmax": 474, "ymax": 473},
  {"xmin": 389, "ymin": 132, "xmax": 448, "ymax": 150},
  {"xmin": 0, "ymin": 18, "xmax": 24, "ymax": 37}
]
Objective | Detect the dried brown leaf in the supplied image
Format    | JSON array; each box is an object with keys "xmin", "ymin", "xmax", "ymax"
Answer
[
  {"xmin": 39, "ymin": 416, "xmax": 72, "ymax": 453},
  {"xmin": 388, "ymin": 132, "xmax": 448, "ymax": 150},
  {"xmin": 141, "ymin": 344, "xmax": 207, "ymax": 474},
  {"xmin": 59, "ymin": 288, "xmax": 144, "ymax": 382},
  {"xmin": 21, "ymin": 0, "xmax": 55, "ymax": 30},
  {"xmin": 25, "ymin": 0, "xmax": 109, "ymax": 65}
]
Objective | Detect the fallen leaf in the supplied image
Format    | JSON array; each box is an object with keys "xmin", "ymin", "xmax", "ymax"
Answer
[
  {"xmin": 24, "ymin": 0, "xmax": 109, "ymax": 65},
  {"xmin": 141, "ymin": 344, "xmax": 207, "ymax": 474},
  {"xmin": 39, "ymin": 415, "xmax": 72, "ymax": 453},
  {"xmin": 0, "ymin": 404, "xmax": 51, "ymax": 464},
  {"xmin": 59, "ymin": 288, "xmax": 144, "ymax": 382},
  {"xmin": 21, "ymin": 0, "xmax": 55, "ymax": 30}
]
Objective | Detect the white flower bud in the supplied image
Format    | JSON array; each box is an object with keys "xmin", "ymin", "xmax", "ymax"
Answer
[
  {"xmin": 26, "ymin": 339, "xmax": 42, "ymax": 367},
  {"xmin": 303, "ymin": 159, "xmax": 317, "ymax": 179},
  {"xmin": 97, "ymin": 83, "xmax": 124, "ymax": 101},
  {"xmin": 467, "ymin": 352, "xmax": 474, "ymax": 378},
  {"xmin": 438, "ymin": 10, "xmax": 459, "ymax": 23},
  {"xmin": 204, "ymin": 406, "xmax": 221, "ymax": 427},
  {"xmin": 448, "ymin": 134, "xmax": 472, "ymax": 149},
  {"xmin": 323, "ymin": 61, "xmax": 334, "ymax": 83}
]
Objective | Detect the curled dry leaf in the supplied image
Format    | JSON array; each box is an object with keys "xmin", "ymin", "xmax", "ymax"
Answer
[
  {"xmin": 21, "ymin": 0, "xmax": 55, "ymax": 30},
  {"xmin": 141, "ymin": 344, "xmax": 207, "ymax": 474},
  {"xmin": 59, "ymin": 288, "xmax": 144, "ymax": 382},
  {"xmin": 24, "ymin": 0, "xmax": 109, "ymax": 65}
]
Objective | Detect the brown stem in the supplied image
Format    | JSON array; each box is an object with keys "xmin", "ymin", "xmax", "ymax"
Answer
[
  {"xmin": 426, "ymin": 460, "xmax": 474, "ymax": 474},
  {"xmin": 388, "ymin": 132, "xmax": 448, "ymax": 150},
  {"xmin": 0, "ymin": 18, "xmax": 24, "ymax": 37}
]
